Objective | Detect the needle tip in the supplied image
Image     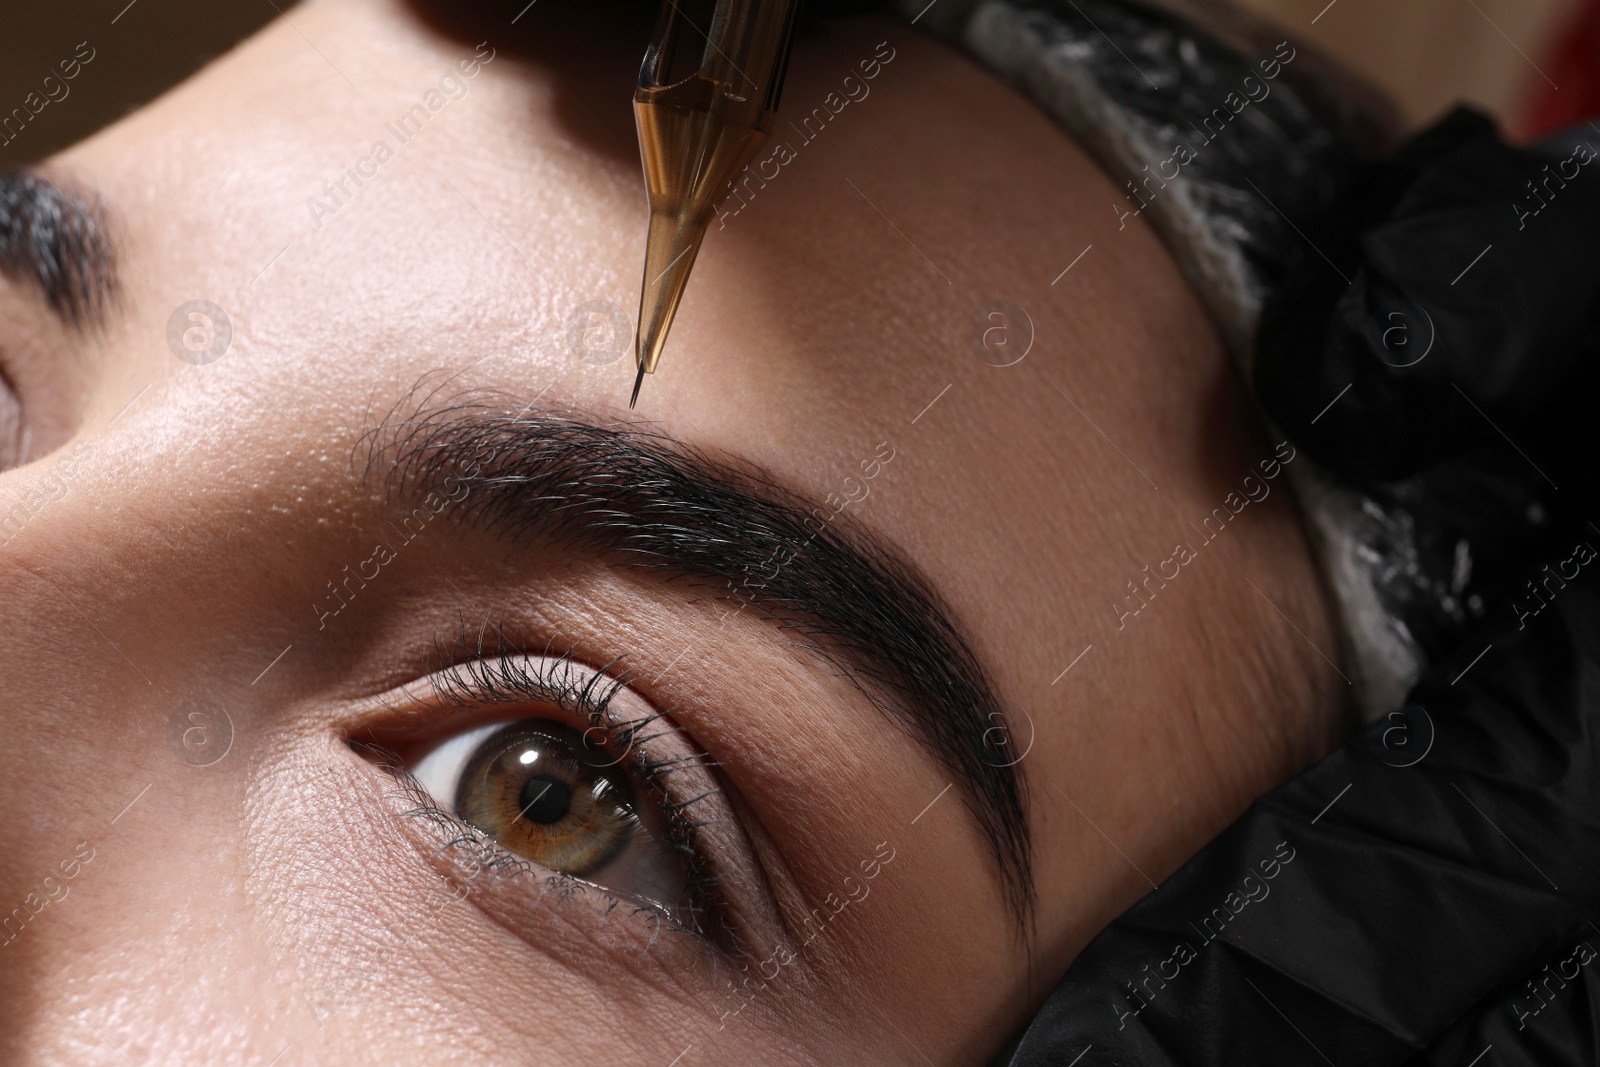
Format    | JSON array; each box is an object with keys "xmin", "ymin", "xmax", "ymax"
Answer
[{"xmin": 629, "ymin": 362, "xmax": 646, "ymax": 409}]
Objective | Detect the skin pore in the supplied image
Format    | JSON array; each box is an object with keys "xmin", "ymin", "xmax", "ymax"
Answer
[{"xmin": 0, "ymin": 1, "xmax": 1346, "ymax": 1064}]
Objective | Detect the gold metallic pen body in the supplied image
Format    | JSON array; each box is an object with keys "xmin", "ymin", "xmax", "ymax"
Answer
[{"xmin": 631, "ymin": 0, "xmax": 804, "ymax": 406}]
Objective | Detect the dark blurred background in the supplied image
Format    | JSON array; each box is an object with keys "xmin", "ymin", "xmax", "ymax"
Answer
[
  {"xmin": 0, "ymin": 0, "xmax": 276, "ymax": 169},
  {"xmin": 0, "ymin": 0, "xmax": 1583, "ymax": 169}
]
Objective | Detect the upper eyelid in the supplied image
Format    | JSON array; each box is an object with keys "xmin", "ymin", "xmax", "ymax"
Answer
[
  {"xmin": 415, "ymin": 648, "xmax": 678, "ymax": 770},
  {"xmin": 355, "ymin": 623, "xmax": 648, "ymax": 737},
  {"xmin": 426, "ymin": 624, "xmax": 633, "ymax": 712}
]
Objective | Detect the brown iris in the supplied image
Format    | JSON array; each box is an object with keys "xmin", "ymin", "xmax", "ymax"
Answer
[{"xmin": 454, "ymin": 720, "xmax": 640, "ymax": 876}]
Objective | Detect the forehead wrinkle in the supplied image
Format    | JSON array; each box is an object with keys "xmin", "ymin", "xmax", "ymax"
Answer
[{"xmin": 360, "ymin": 387, "xmax": 1035, "ymax": 927}]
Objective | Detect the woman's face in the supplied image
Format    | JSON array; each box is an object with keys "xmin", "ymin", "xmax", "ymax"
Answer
[{"xmin": 0, "ymin": 1, "xmax": 1343, "ymax": 1063}]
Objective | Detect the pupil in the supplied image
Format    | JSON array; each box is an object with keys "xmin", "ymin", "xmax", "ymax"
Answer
[{"xmin": 518, "ymin": 773, "xmax": 572, "ymax": 824}]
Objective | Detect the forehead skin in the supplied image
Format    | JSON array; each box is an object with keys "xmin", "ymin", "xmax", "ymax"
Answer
[{"xmin": 0, "ymin": 0, "xmax": 1342, "ymax": 1064}]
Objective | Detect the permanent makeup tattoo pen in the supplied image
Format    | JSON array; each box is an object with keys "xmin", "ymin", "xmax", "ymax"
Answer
[{"xmin": 630, "ymin": 0, "xmax": 804, "ymax": 407}]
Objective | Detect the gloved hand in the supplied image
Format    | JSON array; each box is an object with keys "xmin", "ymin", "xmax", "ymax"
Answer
[
  {"xmin": 995, "ymin": 108, "xmax": 1600, "ymax": 1067},
  {"xmin": 1256, "ymin": 107, "xmax": 1600, "ymax": 497}
]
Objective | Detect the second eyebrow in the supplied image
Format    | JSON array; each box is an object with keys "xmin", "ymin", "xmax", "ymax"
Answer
[{"xmin": 0, "ymin": 172, "xmax": 116, "ymax": 328}]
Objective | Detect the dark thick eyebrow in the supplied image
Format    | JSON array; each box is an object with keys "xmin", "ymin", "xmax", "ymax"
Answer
[
  {"xmin": 372, "ymin": 402, "xmax": 1034, "ymax": 924},
  {"xmin": 0, "ymin": 172, "xmax": 116, "ymax": 327}
]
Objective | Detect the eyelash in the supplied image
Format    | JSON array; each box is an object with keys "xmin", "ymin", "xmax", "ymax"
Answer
[{"xmin": 359, "ymin": 623, "xmax": 737, "ymax": 952}]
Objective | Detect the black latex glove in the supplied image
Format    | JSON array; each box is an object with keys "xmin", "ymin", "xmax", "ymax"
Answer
[
  {"xmin": 996, "ymin": 575, "xmax": 1600, "ymax": 1065},
  {"xmin": 994, "ymin": 112, "xmax": 1600, "ymax": 1066},
  {"xmin": 1255, "ymin": 107, "xmax": 1600, "ymax": 492}
]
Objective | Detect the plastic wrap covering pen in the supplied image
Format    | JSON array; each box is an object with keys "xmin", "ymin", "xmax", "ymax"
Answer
[{"xmin": 629, "ymin": 0, "xmax": 804, "ymax": 407}]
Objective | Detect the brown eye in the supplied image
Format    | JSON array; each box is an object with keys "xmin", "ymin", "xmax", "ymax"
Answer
[
  {"xmin": 454, "ymin": 721, "xmax": 639, "ymax": 876},
  {"xmin": 407, "ymin": 715, "xmax": 691, "ymax": 913}
]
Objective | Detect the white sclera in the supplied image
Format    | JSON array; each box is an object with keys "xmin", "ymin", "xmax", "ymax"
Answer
[{"xmin": 409, "ymin": 720, "xmax": 508, "ymax": 807}]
